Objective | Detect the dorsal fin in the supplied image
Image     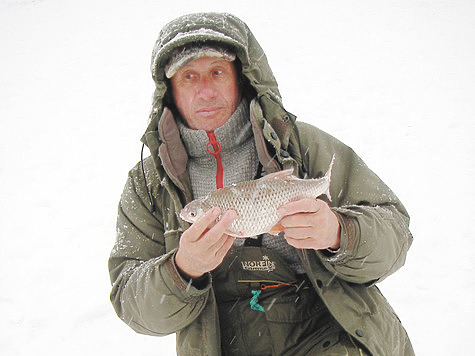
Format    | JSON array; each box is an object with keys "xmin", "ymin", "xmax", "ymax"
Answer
[{"xmin": 260, "ymin": 168, "xmax": 296, "ymax": 181}]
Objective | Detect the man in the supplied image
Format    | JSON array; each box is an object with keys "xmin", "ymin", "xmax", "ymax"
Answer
[{"xmin": 109, "ymin": 12, "xmax": 414, "ymax": 355}]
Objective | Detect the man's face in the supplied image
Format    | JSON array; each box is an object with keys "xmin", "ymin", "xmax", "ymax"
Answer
[{"xmin": 170, "ymin": 56, "xmax": 240, "ymax": 132}]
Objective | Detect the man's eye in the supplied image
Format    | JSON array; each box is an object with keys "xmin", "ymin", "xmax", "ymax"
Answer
[
  {"xmin": 184, "ymin": 73, "xmax": 196, "ymax": 80},
  {"xmin": 213, "ymin": 70, "xmax": 223, "ymax": 76}
]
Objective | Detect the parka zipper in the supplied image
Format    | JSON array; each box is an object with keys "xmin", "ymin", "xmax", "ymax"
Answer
[{"xmin": 206, "ymin": 132, "xmax": 223, "ymax": 189}]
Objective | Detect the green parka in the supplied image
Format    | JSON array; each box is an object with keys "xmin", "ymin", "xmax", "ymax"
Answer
[{"xmin": 109, "ymin": 12, "xmax": 414, "ymax": 355}]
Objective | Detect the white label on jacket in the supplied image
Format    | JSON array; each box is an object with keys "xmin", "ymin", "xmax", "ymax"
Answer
[{"xmin": 241, "ymin": 255, "xmax": 276, "ymax": 272}]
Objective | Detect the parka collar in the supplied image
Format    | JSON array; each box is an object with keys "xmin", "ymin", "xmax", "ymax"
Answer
[
  {"xmin": 177, "ymin": 98, "xmax": 251, "ymax": 158},
  {"xmin": 153, "ymin": 98, "xmax": 297, "ymax": 196}
]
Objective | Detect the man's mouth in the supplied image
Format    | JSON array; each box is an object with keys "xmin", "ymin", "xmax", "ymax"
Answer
[{"xmin": 196, "ymin": 107, "xmax": 221, "ymax": 115}]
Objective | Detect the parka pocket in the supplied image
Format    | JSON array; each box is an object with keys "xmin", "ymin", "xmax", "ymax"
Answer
[
  {"xmin": 262, "ymin": 287, "xmax": 340, "ymax": 355},
  {"xmin": 263, "ymin": 287, "xmax": 325, "ymax": 323}
]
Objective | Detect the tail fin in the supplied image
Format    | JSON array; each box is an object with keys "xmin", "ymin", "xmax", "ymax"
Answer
[{"xmin": 324, "ymin": 154, "xmax": 335, "ymax": 202}]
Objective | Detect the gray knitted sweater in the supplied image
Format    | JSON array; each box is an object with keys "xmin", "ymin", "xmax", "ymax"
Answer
[
  {"xmin": 178, "ymin": 99, "xmax": 305, "ymax": 274},
  {"xmin": 177, "ymin": 99, "xmax": 258, "ymax": 200}
]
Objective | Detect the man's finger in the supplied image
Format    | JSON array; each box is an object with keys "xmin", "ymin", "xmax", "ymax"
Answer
[
  {"xmin": 202, "ymin": 210, "xmax": 237, "ymax": 243},
  {"xmin": 281, "ymin": 227, "xmax": 315, "ymax": 240},
  {"xmin": 212, "ymin": 234, "xmax": 236, "ymax": 258},
  {"xmin": 184, "ymin": 207, "xmax": 221, "ymax": 241},
  {"xmin": 284, "ymin": 236, "xmax": 319, "ymax": 250},
  {"xmin": 280, "ymin": 213, "xmax": 317, "ymax": 229},
  {"xmin": 278, "ymin": 198, "xmax": 322, "ymax": 216}
]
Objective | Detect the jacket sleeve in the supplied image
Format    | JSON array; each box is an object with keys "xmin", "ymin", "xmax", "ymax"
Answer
[
  {"xmin": 296, "ymin": 122, "xmax": 413, "ymax": 285},
  {"xmin": 108, "ymin": 162, "xmax": 211, "ymax": 336}
]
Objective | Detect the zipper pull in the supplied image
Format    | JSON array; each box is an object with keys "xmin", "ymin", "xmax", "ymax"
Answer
[
  {"xmin": 206, "ymin": 132, "xmax": 221, "ymax": 156},
  {"xmin": 206, "ymin": 132, "xmax": 224, "ymax": 189},
  {"xmin": 250, "ymin": 290, "xmax": 265, "ymax": 312}
]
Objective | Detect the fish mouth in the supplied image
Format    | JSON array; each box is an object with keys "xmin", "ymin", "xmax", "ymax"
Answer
[{"xmin": 179, "ymin": 209, "xmax": 191, "ymax": 223}]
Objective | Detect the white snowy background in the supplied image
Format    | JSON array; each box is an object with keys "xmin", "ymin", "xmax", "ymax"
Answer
[{"xmin": 1, "ymin": 0, "xmax": 474, "ymax": 355}]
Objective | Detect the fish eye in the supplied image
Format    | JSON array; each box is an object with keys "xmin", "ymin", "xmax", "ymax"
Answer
[{"xmin": 190, "ymin": 211, "xmax": 196, "ymax": 217}]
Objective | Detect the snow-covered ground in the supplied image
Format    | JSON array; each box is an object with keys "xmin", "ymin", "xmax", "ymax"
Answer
[{"xmin": 1, "ymin": 0, "xmax": 474, "ymax": 354}]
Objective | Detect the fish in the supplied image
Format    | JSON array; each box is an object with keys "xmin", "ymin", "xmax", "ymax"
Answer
[{"xmin": 179, "ymin": 155, "xmax": 335, "ymax": 238}]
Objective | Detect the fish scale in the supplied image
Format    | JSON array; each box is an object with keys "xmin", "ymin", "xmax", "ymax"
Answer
[{"xmin": 180, "ymin": 156, "xmax": 335, "ymax": 237}]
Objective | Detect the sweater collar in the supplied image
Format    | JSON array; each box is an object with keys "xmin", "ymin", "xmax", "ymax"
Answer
[{"xmin": 177, "ymin": 98, "xmax": 251, "ymax": 158}]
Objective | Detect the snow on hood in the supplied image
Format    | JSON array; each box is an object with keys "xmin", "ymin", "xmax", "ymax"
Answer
[{"xmin": 145, "ymin": 13, "xmax": 284, "ymax": 132}]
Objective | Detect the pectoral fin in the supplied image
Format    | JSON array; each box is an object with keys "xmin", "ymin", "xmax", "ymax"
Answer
[{"xmin": 268, "ymin": 223, "xmax": 284, "ymax": 235}]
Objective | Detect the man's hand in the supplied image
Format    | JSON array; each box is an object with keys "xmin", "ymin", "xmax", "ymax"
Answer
[
  {"xmin": 273, "ymin": 198, "xmax": 341, "ymax": 251},
  {"xmin": 175, "ymin": 207, "xmax": 237, "ymax": 279}
]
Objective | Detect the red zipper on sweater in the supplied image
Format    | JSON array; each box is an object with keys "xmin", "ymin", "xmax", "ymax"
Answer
[{"xmin": 206, "ymin": 132, "xmax": 223, "ymax": 189}]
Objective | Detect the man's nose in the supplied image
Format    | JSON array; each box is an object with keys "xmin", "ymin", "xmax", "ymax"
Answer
[{"xmin": 196, "ymin": 77, "xmax": 217, "ymax": 100}]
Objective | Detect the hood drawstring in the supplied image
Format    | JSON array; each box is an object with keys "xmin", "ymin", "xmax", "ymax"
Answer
[
  {"xmin": 291, "ymin": 122, "xmax": 309, "ymax": 178},
  {"xmin": 141, "ymin": 143, "xmax": 156, "ymax": 213},
  {"xmin": 206, "ymin": 132, "xmax": 224, "ymax": 190}
]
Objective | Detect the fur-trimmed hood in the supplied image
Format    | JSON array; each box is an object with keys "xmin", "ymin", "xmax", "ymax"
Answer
[{"xmin": 142, "ymin": 12, "xmax": 295, "ymax": 147}]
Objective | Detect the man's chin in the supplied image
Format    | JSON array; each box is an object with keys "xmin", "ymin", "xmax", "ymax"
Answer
[{"xmin": 192, "ymin": 113, "xmax": 229, "ymax": 131}]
